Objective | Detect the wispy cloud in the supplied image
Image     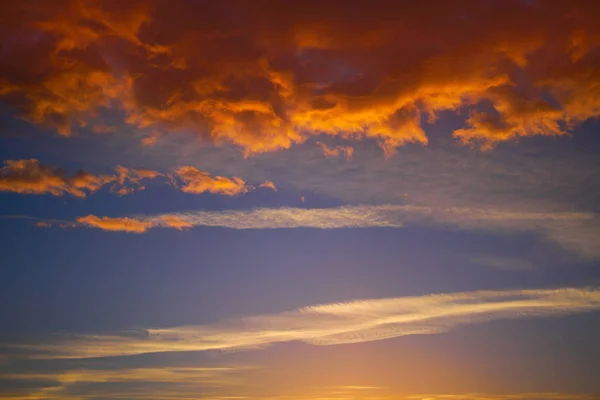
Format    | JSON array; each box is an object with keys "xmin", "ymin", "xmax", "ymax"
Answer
[
  {"xmin": 13, "ymin": 287, "xmax": 600, "ymax": 359},
  {"xmin": 50, "ymin": 204, "xmax": 599, "ymax": 258},
  {"xmin": 0, "ymin": 365, "xmax": 251, "ymax": 400},
  {"xmin": 76, "ymin": 215, "xmax": 155, "ymax": 233},
  {"xmin": 317, "ymin": 142, "xmax": 354, "ymax": 160},
  {"xmin": 405, "ymin": 394, "xmax": 598, "ymax": 400}
]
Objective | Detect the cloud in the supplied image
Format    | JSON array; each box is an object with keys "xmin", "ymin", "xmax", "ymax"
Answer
[
  {"xmin": 470, "ymin": 256, "xmax": 535, "ymax": 271},
  {"xmin": 13, "ymin": 287, "xmax": 600, "ymax": 359},
  {"xmin": 111, "ymin": 165, "xmax": 162, "ymax": 196},
  {"xmin": 317, "ymin": 142, "xmax": 354, "ymax": 160},
  {"xmin": 91, "ymin": 123, "xmax": 115, "ymax": 134},
  {"xmin": 123, "ymin": 205, "xmax": 600, "ymax": 258},
  {"xmin": 2, "ymin": 1, "xmax": 600, "ymax": 153},
  {"xmin": 75, "ymin": 215, "xmax": 154, "ymax": 233},
  {"xmin": 159, "ymin": 215, "xmax": 194, "ymax": 230},
  {"xmin": 259, "ymin": 180, "xmax": 277, "ymax": 191},
  {"xmin": 0, "ymin": 365, "xmax": 250, "ymax": 400},
  {"xmin": 31, "ymin": 204, "xmax": 598, "ymax": 257},
  {"xmin": 405, "ymin": 394, "xmax": 597, "ymax": 400},
  {"xmin": 0, "ymin": 159, "xmax": 114, "ymax": 197},
  {"xmin": 174, "ymin": 166, "xmax": 249, "ymax": 196},
  {"xmin": 141, "ymin": 133, "xmax": 159, "ymax": 146},
  {"xmin": 0, "ymin": 160, "xmax": 273, "ymax": 198}
]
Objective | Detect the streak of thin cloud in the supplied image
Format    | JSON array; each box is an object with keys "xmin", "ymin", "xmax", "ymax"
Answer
[
  {"xmin": 13, "ymin": 287, "xmax": 600, "ymax": 359},
  {"xmin": 142, "ymin": 205, "xmax": 599, "ymax": 258}
]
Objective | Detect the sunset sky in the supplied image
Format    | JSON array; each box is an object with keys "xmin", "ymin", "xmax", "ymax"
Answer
[{"xmin": 1, "ymin": 1, "xmax": 600, "ymax": 399}]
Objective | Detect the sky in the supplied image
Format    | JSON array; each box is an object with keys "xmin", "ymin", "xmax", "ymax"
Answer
[{"xmin": 1, "ymin": 1, "xmax": 600, "ymax": 399}]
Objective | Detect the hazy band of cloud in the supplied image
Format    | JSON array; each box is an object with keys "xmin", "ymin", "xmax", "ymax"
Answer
[
  {"xmin": 13, "ymin": 287, "xmax": 600, "ymax": 359},
  {"xmin": 405, "ymin": 394, "xmax": 598, "ymax": 400},
  {"xmin": 0, "ymin": 366, "xmax": 251, "ymax": 400},
  {"xmin": 123, "ymin": 205, "xmax": 598, "ymax": 258}
]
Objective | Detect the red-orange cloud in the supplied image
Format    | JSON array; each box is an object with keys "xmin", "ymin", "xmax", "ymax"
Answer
[
  {"xmin": 175, "ymin": 166, "xmax": 248, "ymax": 196},
  {"xmin": 1, "ymin": 1, "xmax": 600, "ymax": 153}
]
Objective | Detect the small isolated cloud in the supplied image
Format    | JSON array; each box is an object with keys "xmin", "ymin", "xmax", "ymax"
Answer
[
  {"xmin": 259, "ymin": 180, "xmax": 277, "ymax": 191},
  {"xmin": 141, "ymin": 133, "xmax": 159, "ymax": 146},
  {"xmin": 14, "ymin": 286, "xmax": 600, "ymax": 359},
  {"xmin": 317, "ymin": 142, "xmax": 354, "ymax": 160},
  {"xmin": 175, "ymin": 166, "xmax": 249, "ymax": 196},
  {"xmin": 0, "ymin": 159, "xmax": 114, "ymax": 197},
  {"xmin": 76, "ymin": 215, "xmax": 154, "ymax": 233}
]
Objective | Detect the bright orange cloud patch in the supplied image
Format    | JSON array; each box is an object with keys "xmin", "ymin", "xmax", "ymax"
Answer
[
  {"xmin": 159, "ymin": 215, "xmax": 193, "ymax": 230},
  {"xmin": 1, "ymin": 1, "xmax": 600, "ymax": 153},
  {"xmin": 0, "ymin": 159, "xmax": 165, "ymax": 197},
  {"xmin": 0, "ymin": 159, "xmax": 273, "ymax": 198},
  {"xmin": 76, "ymin": 215, "xmax": 154, "ymax": 233},
  {"xmin": 175, "ymin": 166, "xmax": 248, "ymax": 196},
  {"xmin": 0, "ymin": 159, "xmax": 114, "ymax": 197}
]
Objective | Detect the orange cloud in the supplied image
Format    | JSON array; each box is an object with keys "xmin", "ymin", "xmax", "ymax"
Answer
[
  {"xmin": 159, "ymin": 215, "xmax": 193, "ymax": 230},
  {"xmin": 175, "ymin": 166, "xmax": 248, "ymax": 196},
  {"xmin": 141, "ymin": 134, "xmax": 158, "ymax": 146},
  {"xmin": 111, "ymin": 166, "xmax": 162, "ymax": 195},
  {"xmin": 1, "ymin": 1, "xmax": 600, "ymax": 152},
  {"xmin": 76, "ymin": 215, "xmax": 154, "ymax": 233},
  {"xmin": 0, "ymin": 159, "xmax": 114, "ymax": 197},
  {"xmin": 259, "ymin": 180, "xmax": 277, "ymax": 191},
  {"xmin": 1, "ymin": 160, "xmax": 275, "ymax": 198},
  {"xmin": 0, "ymin": 159, "xmax": 166, "ymax": 197},
  {"xmin": 91, "ymin": 124, "xmax": 114, "ymax": 134},
  {"xmin": 317, "ymin": 142, "xmax": 354, "ymax": 160}
]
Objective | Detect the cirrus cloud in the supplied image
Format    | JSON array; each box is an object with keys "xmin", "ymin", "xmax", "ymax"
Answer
[{"xmin": 12, "ymin": 286, "xmax": 600, "ymax": 359}]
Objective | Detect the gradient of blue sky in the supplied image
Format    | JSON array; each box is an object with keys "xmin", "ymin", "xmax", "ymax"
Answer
[{"xmin": 1, "ymin": 1, "xmax": 600, "ymax": 399}]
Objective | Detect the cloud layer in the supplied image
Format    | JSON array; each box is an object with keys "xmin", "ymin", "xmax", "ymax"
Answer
[
  {"xmin": 2, "ymin": 1, "xmax": 600, "ymax": 153},
  {"xmin": 14, "ymin": 287, "xmax": 600, "ymax": 359}
]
